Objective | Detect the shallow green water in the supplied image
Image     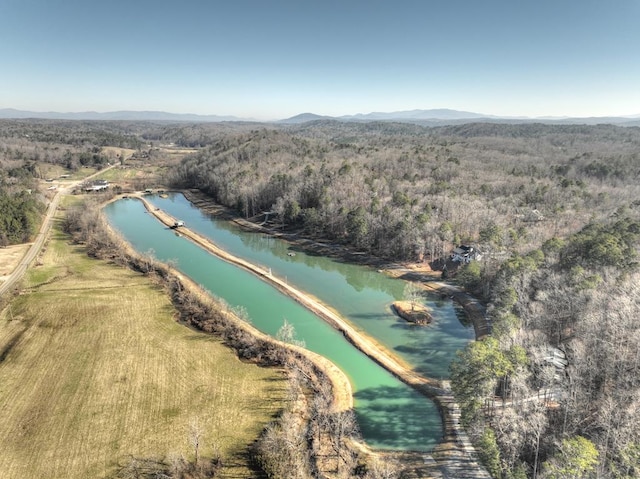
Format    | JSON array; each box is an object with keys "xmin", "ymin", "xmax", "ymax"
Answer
[
  {"xmin": 146, "ymin": 193, "xmax": 474, "ymax": 379},
  {"xmin": 105, "ymin": 198, "xmax": 443, "ymax": 451}
]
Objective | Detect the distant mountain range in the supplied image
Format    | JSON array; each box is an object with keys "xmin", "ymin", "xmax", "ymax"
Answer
[
  {"xmin": 1, "ymin": 107, "xmax": 639, "ymax": 126},
  {"xmin": 0, "ymin": 108, "xmax": 248, "ymax": 122},
  {"xmin": 279, "ymin": 109, "xmax": 640, "ymax": 126},
  {"xmin": 278, "ymin": 109, "xmax": 494, "ymax": 124}
]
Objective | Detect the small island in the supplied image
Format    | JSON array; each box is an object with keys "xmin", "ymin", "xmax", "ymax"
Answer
[{"xmin": 391, "ymin": 301, "xmax": 433, "ymax": 325}]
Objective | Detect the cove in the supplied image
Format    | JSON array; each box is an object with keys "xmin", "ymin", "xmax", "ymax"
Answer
[
  {"xmin": 145, "ymin": 193, "xmax": 474, "ymax": 380},
  {"xmin": 104, "ymin": 198, "xmax": 442, "ymax": 451}
]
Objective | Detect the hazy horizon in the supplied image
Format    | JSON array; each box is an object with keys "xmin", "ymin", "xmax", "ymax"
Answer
[
  {"xmin": 3, "ymin": 106, "xmax": 640, "ymax": 123},
  {"xmin": 1, "ymin": 0, "xmax": 639, "ymax": 120}
]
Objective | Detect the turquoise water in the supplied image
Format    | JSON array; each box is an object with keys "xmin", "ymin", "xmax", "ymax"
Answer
[
  {"xmin": 146, "ymin": 193, "xmax": 474, "ymax": 379},
  {"xmin": 104, "ymin": 198, "xmax": 443, "ymax": 451}
]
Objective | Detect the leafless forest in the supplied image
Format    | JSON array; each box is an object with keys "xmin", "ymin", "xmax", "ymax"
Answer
[
  {"xmin": 2, "ymin": 119, "xmax": 640, "ymax": 478},
  {"xmin": 165, "ymin": 120, "xmax": 640, "ymax": 479}
]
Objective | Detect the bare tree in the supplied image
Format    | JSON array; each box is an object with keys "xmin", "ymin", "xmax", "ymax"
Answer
[
  {"xmin": 276, "ymin": 318, "xmax": 305, "ymax": 348},
  {"xmin": 403, "ymin": 282, "xmax": 422, "ymax": 312},
  {"xmin": 189, "ymin": 418, "xmax": 203, "ymax": 467}
]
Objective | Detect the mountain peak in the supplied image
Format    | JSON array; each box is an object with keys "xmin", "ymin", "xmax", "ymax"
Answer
[{"xmin": 278, "ymin": 112, "xmax": 333, "ymax": 124}]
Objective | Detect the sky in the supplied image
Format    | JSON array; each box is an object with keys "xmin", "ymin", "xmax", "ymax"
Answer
[{"xmin": 1, "ymin": 0, "xmax": 639, "ymax": 120}]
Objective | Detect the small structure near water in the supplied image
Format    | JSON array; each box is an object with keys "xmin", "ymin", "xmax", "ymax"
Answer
[{"xmin": 171, "ymin": 220, "xmax": 185, "ymax": 229}]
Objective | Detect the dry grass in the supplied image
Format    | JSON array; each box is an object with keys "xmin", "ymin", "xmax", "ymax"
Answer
[
  {"xmin": 0, "ymin": 215, "xmax": 286, "ymax": 478},
  {"xmin": 102, "ymin": 146, "xmax": 137, "ymax": 159},
  {"xmin": 94, "ymin": 166, "xmax": 146, "ymax": 181},
  {"xmin": 0, "ymin": 244, "xmax": 29, "ymax": 282},
  {"xmin": 93, "ymin": 164, "xmax": 165, "ymax": 191}
]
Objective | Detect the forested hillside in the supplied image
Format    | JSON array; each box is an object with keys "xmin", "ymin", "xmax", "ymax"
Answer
[
  {"xmin": 167, "ymin": 121, "xmax": 640, "ymax": 478},
  {"xmin": 0, "ymin": 161, "xmax": 44, "ymax": 246},
  {"xmin": 2, "ymin": 119, "xmax": 639, "ymax": 477},
  {"xmin": 168, "ymin": 122, "xmax": 640, "ymax": 262},
  {"xmin": 452, "ymin": 218, "xmax": 640, "ymax": 478},
  {"xmin": 0, "ymin": 185, "xmax": 44, "ymax": 245}
]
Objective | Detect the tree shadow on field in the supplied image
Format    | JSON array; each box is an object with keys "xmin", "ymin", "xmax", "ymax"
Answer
[
  {"xmin": 224, "ymin": 447, "xmax": 270, "ymax": 479},
  {"xmin": 184, "ymin": 333, "xmax": 218, "ymax": 342}
]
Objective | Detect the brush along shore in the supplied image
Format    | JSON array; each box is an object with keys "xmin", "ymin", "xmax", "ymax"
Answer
[
  {"xmin": 0, "ymin": 201, "xmax": 287, "ymax": 479},
  {"xmin": 135, "ymin": 191, "xmax": 490, "ymax": 478},
  {"xmin": 64, "ymin": 197, "xmax": 396, "ymax": 478}
]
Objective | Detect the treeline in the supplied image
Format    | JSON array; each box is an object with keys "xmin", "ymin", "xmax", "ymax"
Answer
[
  {"xmin": 167, "ymin": 122, "xmax": 640, "ymax": 262},
  {"xmin": 0, "ymin": 121, "xmax": 140, "ymax": 173},
  {"xmin": 0, "ymin": 187, "xmax": 44, "ymax": 246},
  {"xmin": 451, "ymin": 216, "xmax": 640, "ymax": 478},
  {"xmin": 0, "ymin": 161, "xmax": 45, "ymax": 246},
  {"xmin": 0, "ymin": 119, "xmax": 144, "ymax": 149}
]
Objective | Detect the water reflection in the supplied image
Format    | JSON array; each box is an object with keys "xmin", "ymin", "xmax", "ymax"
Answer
[
  {"xmin": 355, "ymin": 385, "xmax": 441, "ymax": 450},
  {"xmin": 104, "ymin": 198, "xmax": 443, "ymax": 451},
  {"xmin": 148, "ymin": 193, "xmax": 474, "ymax": 380}
]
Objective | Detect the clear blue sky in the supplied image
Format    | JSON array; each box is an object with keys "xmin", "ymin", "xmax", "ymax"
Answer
[{"xmin": 1, "ymin": 0, "xmax": 639, "ymax": 119}]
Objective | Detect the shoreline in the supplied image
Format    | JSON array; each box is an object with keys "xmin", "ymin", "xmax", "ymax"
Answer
[
  {"xmin": 137, "ymin": 194, "xmax": 431, "ymax": 386},
  {"xmin": 182, "ymin": 189, "xmax": 490, "ymax": 340},
  {"xmin": 129, "ymin": 191, "xmax": 490, "ymax": 477}
]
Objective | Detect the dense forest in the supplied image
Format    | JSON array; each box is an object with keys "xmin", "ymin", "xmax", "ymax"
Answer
[
  {"xmin": 0, "ymin": 162, "xmax": 45, "ymax": 246},
  {"xmin": 168, "ymin": 121, "xmax": 640, "ymax": 264},
  {"xmin": 2, "ymin": 119, "xmax": 639, "ymax": 477},
  {"xmin": 165, "ymin": 121, "xmax": 640, "ymax": 478}
]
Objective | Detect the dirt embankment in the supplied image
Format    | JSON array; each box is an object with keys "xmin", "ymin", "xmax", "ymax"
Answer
[
  {"xmin": 138, "ymin": 194, "xmax": 440, "ymax": 382},
  {"xmin": 135, "ymin": 191, "xmax": 491, "ymax": 478},
  {"xmin": 182, "ymin": 189, "xmax": 490, "ymax": 339}
]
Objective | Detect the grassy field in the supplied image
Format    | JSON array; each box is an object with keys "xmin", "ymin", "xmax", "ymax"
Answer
[
  {"xmin": 93, "ymin": 165, "xmax": 150, "ymax": 181},
  {"xmin": 0, "ymin": 208, "xmax": 286, "ymax": 478},
  {"xmin": 0, "ymin": 244, "xmax": 30, "ymax": 281}
]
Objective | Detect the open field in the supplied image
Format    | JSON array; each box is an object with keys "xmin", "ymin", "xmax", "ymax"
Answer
[
  {"xmin": 93, "ymin": 165, "xmax": 156, "ymax": 182},
  {"xmin": 102, "ymin": 146, "xmax": 137, "ymax": 159},
  {"xmin": 93, "ymin": 162, "xmax": 168, "ymax": 190},
  {"xmin": 0, "ymin": 209, "xmax": 286, "ymax": 479},
  {"xmin": 0, "ymin": 244, "xmax": 30, "ymax": 283}
]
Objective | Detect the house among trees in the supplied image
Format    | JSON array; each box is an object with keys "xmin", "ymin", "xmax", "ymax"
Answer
[
  {"xmin": 534, "ymin": 346, "xmax": 569, "ymax": 382},
  {"xmin": 451, "ymin": 245, "xmax": 482, "ymax": 263},
  {"xmin": 520, "ymin": 208, "xmax": 545, "ymax": 222}
]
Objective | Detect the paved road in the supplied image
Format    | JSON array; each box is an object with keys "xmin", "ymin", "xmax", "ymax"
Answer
[
  {"xmin": 0, "ymin": 166, "xmax": 116, "ymax": 299},
  {"xmin": 0, "ymin": 191, "xmax": 60, "ymax": 298}
]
